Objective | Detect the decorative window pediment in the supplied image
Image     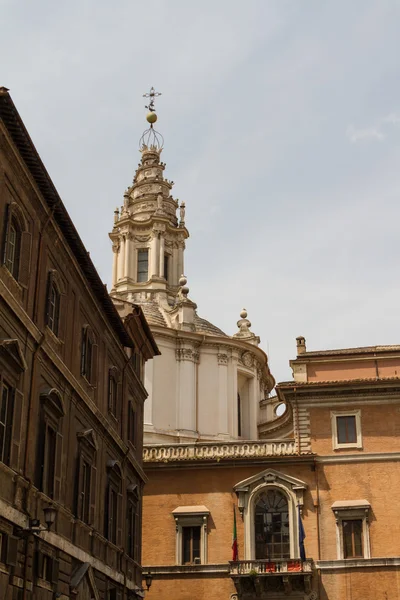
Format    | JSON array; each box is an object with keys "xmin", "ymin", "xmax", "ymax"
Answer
[
  {"xmin": 0, "ymin": 339, "xmax": 27, "ymax": 373},
  {"xmin": 40, "ymin": 388, "xmax": 65, "ymax": 419},
  {"xmin": 77, "ymin": 428, "xmax": 98, "ymax": 452},
  {"xmin": 234, "ymin": 468, "xmax": 307, "ymax": 515},
  {"xmin": 70, "ymin": 562, "xmax": 100, "ymax": 600},
  {"xmin": 172, "ymin": 506, "xmax": 210, "ymax": 565}
]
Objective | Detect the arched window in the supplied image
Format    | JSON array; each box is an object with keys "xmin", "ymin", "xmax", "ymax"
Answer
[
  {"xmin": 254, "ymin": 489, "xmax": 290, "ymax": 559},
  {"xmin": 2, "ymin": 202, "xmax": 31, "ymax": 287}
]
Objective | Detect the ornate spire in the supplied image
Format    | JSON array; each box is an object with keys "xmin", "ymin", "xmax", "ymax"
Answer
[
  {"xmin": 233, "ymin": 309, "xmax": 260, "ymax": 346},
  {"xmin": 139, "ymin": 87, "xmax": 164, "ymax": 150}
]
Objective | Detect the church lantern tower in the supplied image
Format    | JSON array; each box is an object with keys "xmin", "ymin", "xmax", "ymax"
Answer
[{"xmin": 109, "ymin": 87, "xmax": 188, "ymax": 306}]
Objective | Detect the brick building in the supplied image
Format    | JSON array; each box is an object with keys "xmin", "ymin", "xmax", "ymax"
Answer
[
  {"xmin": 142, "ymin": 339, "xmax": 400, "ymax": 600},
  {"xmin": 0, "ymin": 88, "xmax": 159, "ymax": 599}
]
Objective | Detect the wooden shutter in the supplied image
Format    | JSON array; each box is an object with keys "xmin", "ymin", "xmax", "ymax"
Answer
[
  {"xmin": 57, "ymin": 291, "xmax": 67, "ymax": 341},
  {"xmin": 18, "ymin": 231, "xmax": 32, "ymax": 289},
  {"xmin": 54, "ymin": 432, "xmax": 63, "ymax": 502},
  {"xmin": 45, "ymin": 271, "xmax": 55, "ymax": 325},
  {"xmin": 89, "ymin": 462, "xmax": 97, "ymax": 527},
  {"xmin": 36, "ymin": 551, "xmax": 43, "ymax": 578},
  {"xmin": 2, "ymin": 203, "xmax": 11, "ymax": 265},
  {"xmin": 116, "ymin": 490, "xmax": 123, "ymax": 547},
  {"xmin": 10, "ymin": 389, "xmax": 23, "ymax": 471},
  {"xmin": 51, "ymin": 558, "xmax": 60, "ymax": 584},
  {"xmin": 80, "ymin": 328, "xmax": 86, "ymax": 375},
  {"xmin": 6, "ymin": 534, "xmax": 19, "ymax": 567},
  {"xmin": 36, "ymin": 417, "xmax": 46, "ymax": 489},
  {"xmin": 117, "ymin": 381, "xmax": 122, "ymax": 429},
  {"xmin": 91, "ymin": 343, "xmax": 98, "ymax": 386}
]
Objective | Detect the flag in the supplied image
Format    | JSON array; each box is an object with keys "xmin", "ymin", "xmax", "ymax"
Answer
[
  {"xmin": 298, "ymin": 504, "xmax": 306, "ymax": 561},
  {"xmin": 232, "ymin": 505, "xmax": 238, "ymax": 561}
]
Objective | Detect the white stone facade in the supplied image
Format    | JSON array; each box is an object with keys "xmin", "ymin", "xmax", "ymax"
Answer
[{"xmin": 110, "ymin": 142, "xmax": 275, "ymax": 444}]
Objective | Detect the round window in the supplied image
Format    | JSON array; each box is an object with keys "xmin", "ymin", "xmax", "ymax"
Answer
[{"xmin": 275, "ymin": 403, "xmax": 287, "ymax": 417}]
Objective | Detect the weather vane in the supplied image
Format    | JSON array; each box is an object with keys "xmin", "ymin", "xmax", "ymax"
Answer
[{"xmin": 139, "ymin": 86, "xmax": 164, "ymax": 150}]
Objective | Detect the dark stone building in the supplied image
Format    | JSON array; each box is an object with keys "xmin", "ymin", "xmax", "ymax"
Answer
[{"xmin": 0, "ymin": 87, "xmax": 159, "ymax": 600}]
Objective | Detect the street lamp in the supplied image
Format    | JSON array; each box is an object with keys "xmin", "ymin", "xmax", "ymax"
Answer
[
  {"xmin": 43, "ymin": 505, "xmax": 57, "ymax": 531},
  {"xmin": 144, "ymin": 572, "xmax": 153, "ymax": 591}
]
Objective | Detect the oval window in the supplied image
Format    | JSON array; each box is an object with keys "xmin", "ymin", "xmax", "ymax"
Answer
[{"xmin": 275, "ymin": 403, "xmax": 287, "ymax": 417}]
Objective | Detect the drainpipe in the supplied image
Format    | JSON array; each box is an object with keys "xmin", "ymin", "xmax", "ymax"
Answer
[{"xmin": 314, "ymin": 457, "xmax": 322, "ymax": 600}]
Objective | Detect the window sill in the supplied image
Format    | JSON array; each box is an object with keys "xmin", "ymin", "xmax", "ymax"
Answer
[
  {"xmin": 0, "ymin": 562, "xmax": 9, "ymax": 575},
  {"xmin": 36, "ymin": 578, "xmax": 54, "ymax": 591},
  {"xmin": 333, "ymin": 444, "xmax": 363, "ymax": 451},
  {"xmin": 45, "ymin": 326, "xmax": 64, "ymax": 346}
]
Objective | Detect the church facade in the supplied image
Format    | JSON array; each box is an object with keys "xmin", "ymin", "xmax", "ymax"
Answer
[{"xmin": 110, "ymin": 98, "xmax": 400, "ymax": 600}]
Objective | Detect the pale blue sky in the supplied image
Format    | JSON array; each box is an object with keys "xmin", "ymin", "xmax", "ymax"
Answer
[{"xmin": 2, "ymin": 0, "xmax": 400, "ymax": 382}]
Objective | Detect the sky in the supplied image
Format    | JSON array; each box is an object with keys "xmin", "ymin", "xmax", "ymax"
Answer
[{"xmin": 2, "ymin": 0, "xmax": 400, "ymax": 383}]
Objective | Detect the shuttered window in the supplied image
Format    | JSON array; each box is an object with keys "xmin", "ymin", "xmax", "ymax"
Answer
[
  {"xmin": 81, "ymin": 326, "xmax": 98, "ymax": 385},
  {"xmin": 36, "ymin": 390, "xmax": 64, "ymax": 502},
  {"xmin": 2, "ymin": 203, "xmax": 31, "ymax": 288},
  {"xmin": 0, "ymin": 382, "xmax": 13, "ymax": 464}
]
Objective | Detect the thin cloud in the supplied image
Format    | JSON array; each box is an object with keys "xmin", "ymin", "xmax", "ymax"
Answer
[
  {"xmin": 346, "ymin": 124, "xmax": 384, "ymax": 143},
  {"xmin": 347, "ymin": 112, "xmax": 400, "ymax": 143}
]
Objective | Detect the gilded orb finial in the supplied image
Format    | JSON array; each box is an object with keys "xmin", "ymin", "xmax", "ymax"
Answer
[{"xmin": 140, "ymin": 87, "xmax": 164, "ymax": 150}]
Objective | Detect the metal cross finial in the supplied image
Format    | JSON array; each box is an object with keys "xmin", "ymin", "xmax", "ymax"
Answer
[{"xmin": 143, "ymin": 87, "xmax": 162, "ymax": 112}]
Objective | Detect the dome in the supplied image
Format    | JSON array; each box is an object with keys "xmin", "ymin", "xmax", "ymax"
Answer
[{"xmin": 135, "ymin": 301, "xmax": 227, "ymax": 337}]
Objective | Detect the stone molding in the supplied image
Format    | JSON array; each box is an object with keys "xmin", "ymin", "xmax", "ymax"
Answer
[
  {"xmin": 316, "ymin": 451, "xmax": 400, "ymax": 464},
  {"xmin": 316, "ymin": 557, "xmax": 400, "ymax": 570},
  {"xmin": 142, "ymin": 564, "xmax": 230, "ymax": 575},
  {"xmin": 143, "ymin": 440, "xmax": 299, "ymax": 463}
]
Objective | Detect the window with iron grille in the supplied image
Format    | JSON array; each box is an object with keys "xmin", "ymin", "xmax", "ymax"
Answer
[{"xmin": 254, "ymin": 489, "xmax": 290, "ymax": 559}]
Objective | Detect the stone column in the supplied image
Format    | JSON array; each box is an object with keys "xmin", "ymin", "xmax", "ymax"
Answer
[
  {"xmin": 159, "ymin": 236, "xmax": 165, "ymax": 278},
  {"xmin": 217, "ymin": 352, "xmax": 229, "ymax": 436},
  {"xmin": 150, "ymin": 235, "xmax": 158, "ymax": 278},
  {"xmin": 178, "ymin": 244, "xmax": 184, "ymax": 278},
  {"xmin": 172, "ymin": 247, "xmax": 179, "ymax": 286},
  {"xmin": 177, "ymin": 346, "xmax": 197, "ymax": 433},
  {"xmin": 124, "ymin": 235, "xmax": 130, "ymax": 279},
  {"xmin": 117, "ymin": 236, "xmax": 125, "ymax": 281},
  {"xmin": 112, "ymin": 244, "xmax": 119, "ymax": 287},
  {"xmin": 248, "ymin": 376, "xmax": 258, "ymax": 439}
]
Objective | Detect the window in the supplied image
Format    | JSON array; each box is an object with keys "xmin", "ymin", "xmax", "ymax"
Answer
[
  {"xmin": 337, "ymin": 416, "xmax": 356, "ymax": 444},
  {"xmin": 108, "ymin": 369, "xmax": 118, "ymax": 416},
  {"xmin": 331, "ymin": 410, "xmax": 362, "ymax": 449},
  {"xmin": 105, "ymin": 461, "xmax": 122, "ymax": 546},
  {"xmin": 137, "ymin": 249, "xmax": 148, "ymax": 283},
  {"xmin": 128, "ymin": 401, "xmax": 137, "ymax": 447},
  {"xmin": 127, "ymin": 485, "xmax": 140, "ymax": 561},
  {"xmin": 234, "ymin": 469, "xmax": 308, "ymax": 561},
  {"xmin": 255, "ymin": 489, "xmax": 290, "ymax": 559},
  {"xmin": 4, "ymin": 218, "xmax": 20, "ymax": 279},
  {"xmin": 332, "ymin": 500, "xmax": 371, "ymax": 559},
  {"xmin": 36, "ymin": 390, "xmax": 64, "ymax": 501},
  {"xmin": 81, "ymin": 326, "xmax": 97, "ymax": 385},
  {"xmin": 0, "ymin": 382, "xmax": 13, "ymax": 464},
  {"xmin": 237, "ymin": 393, "xmax": 242, "ymax": 437},
  {"xmin": 182, "ymin": 526, "xmax": 201, "ymax": 564},
  {"xmin": 172, "ymin": 506, "xmax": 209, "ymax": 565},
  {"xmin": 163, "ymin": 254, "xmax": 169, "ymax": 281},
  {"xmin": 2, "ymin": 202, "xmax": 31, "ymax": 288},
  {"xmin": 45, "ymin": 272, "xmax": 60, "ymax": 336},
  {"xmin": 0, "ymin": 529, "xmax": 18, "ymax": 568},
  {"xmin": 75, "ymin": 429, "xmax": 97, "ymax": 526},
  {"xmin": 343, "ymin": 520, "xmax": 363, "ymax": 558},
  {"xmin": 36, "ymin": 549, "xmax": 59, "ymax": 586}
]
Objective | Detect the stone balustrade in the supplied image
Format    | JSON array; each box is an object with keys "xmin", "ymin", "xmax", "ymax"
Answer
[
  {"xmin": 143, "ymin": 439, "xmax": 298, "ymax": 463},
  {"xmin": 229, "ymin": 559, "xmax": 313, "ymax": 575}
]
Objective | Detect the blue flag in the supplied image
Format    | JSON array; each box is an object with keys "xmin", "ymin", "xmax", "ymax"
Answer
[{"xmin": 298, "ymin": 504, "xmax": 306, "ymax": 561}]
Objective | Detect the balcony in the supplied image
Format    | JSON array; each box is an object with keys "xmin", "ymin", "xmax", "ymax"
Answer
[{"xmin": 230, "ymin": 559, "xmax": 314, "ymax": 599}]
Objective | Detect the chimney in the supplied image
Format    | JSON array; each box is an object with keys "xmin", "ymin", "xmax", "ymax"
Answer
[{"xmin": 296, "ymin": 336, "xmax": 306, "ymax": 355}]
